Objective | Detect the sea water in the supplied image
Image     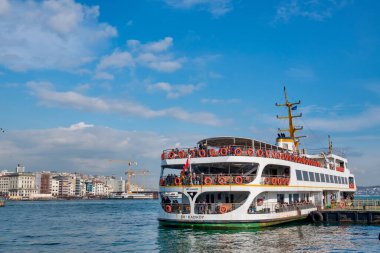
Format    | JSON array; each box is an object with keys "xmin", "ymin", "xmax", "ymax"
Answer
[{"xmin": 0, "ymin": 200, "xmax": 379, "ymax": 253}]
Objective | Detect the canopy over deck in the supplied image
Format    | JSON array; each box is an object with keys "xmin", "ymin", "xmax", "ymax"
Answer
[{"xmin": 197, "ymin": 136, "xmax": 284, "ymax": 151}]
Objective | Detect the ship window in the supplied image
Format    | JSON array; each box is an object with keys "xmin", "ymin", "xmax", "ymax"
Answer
[
  {"xmin": 330, "ymin": 175, "xmax": 334, "ymax": 183},
  {"xmin": 325, "ymin": 174, "xmax": 330, "ymax": 183},
  {"xmin": 296, "ymin": 170, "xmax": 303, "ymax": 180},
  {"xmin": 335, "ymin": 176, "xmax": 339, "ymax": 184},
  {"xmin": 338, "ymin": 177, "xmax": 342, "ymax": 184},
  {"xmin": 309, "ymin": 172, "xmax": 315, "ymax": 181},
  {"xmin": 302, "ymin": 171, "xmax": 309, "ymax": 181},
  {"xmin": 320, "ymin": 174, "xmax": 325, "ymax": 182},
  {"xmin": 315, "ymin": 173, "xmax": 321, "ymax": 182},
  {"xmin": 344, "ymin": 178, "xmax": 348, "ymax": 184}
]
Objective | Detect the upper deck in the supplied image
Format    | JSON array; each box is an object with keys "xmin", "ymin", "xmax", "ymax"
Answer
[{"xmin": 161, "ymin": 136, "xmax": 354, "ymax": 175}]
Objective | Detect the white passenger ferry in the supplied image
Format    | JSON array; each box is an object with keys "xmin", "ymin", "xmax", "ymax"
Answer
[{"xmin": 158, "ymin": 88, "xmax": 356, "ymax": 228}]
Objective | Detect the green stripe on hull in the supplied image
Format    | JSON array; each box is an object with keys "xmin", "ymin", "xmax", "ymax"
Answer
[{"xmin": 159, "ymin": 216, "xmax": 307, "ymax": 229}]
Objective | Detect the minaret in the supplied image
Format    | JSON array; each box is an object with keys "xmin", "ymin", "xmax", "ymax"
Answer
[{"xmin": 275, "ymin": 87, "xmax": 305, "ymax": 151}]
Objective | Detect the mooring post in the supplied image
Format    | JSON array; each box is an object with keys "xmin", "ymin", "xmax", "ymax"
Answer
[{"xmin": 368, "ymin": 212, "xmax": 372, "ymax": 224}]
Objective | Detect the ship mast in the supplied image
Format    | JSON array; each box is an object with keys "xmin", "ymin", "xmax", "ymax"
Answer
[{"xmin": 275, "ymin": 87, "xmax": 305, "ymax": 150}]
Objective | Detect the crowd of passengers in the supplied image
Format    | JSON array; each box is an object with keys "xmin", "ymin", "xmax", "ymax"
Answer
[
  {"xmin": 169, "ymin": 143, "xmax": 255, "ymax": 158},
  {"xmin": 248, "ymin": 200, "xmax": 315, "ymax": 214},
  {"xmin": 162, "ymin": 173, "xmax": 252, "ymax": 186},
  {"xmin": 161, "ymin": 196, "xmax": 234, "ymax": 214}
]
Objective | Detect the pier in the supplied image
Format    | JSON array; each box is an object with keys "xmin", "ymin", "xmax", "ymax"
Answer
[{"xmin": 313, "ymin": 199, "xmax": 380, "ymax": 224}]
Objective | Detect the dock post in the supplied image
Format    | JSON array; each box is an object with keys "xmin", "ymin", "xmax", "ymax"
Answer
[
  {"xmin": 354, "ymin": 212, "xmax": 358, "ymax": 222},
  {"xmin": 368, "ymin": 212, "xmax": 372, "ymax": 224}
]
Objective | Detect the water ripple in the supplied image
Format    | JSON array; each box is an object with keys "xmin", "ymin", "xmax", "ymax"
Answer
[{"xmin": 0, "ymin": 200, "xmax": 379, "ymax": 252}]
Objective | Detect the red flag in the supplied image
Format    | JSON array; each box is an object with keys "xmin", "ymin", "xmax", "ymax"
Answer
[{"xmin": 182, "ymin": 156, "xmax": 190, "ymax": 174}]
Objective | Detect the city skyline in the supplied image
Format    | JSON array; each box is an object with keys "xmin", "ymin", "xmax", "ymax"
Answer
[{"xmin": 0, "ymin": 0, "xmax": 380, "ymax": 186}]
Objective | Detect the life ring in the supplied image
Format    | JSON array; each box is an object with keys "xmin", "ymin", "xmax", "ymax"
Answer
[
  {"xmin": 235, "ymin": 176, "xmax": 243, "ymax": 184},
  {"xmin": 161, "ymin": 153, "xmax": 165, "ymax": 160},
  {"xmin": 265, "ymin": 177, "xmax": 271, "ymax": 184},
  {"xmin": 257, "ymin": 149, "xmax": 263, "ymax": 157},
  {"xmin": 209, "ymin": 149, "xmax": 218, "ymax": 157},
  {"xmin": 198, "ymin": 149, "xmax": 206, "ymax": 157},
  {"xmin": 174, "ymin": 177, "xmax": 181, "ymax": 186},
  {"xmin": 219, "ymin": 148, "xmax": 228, "ymax": 156},
  {"xmin": 271, "ymin": 177, "xmax": 277, "ymax": 185},
  {"xmin": 189, "ymin": 149, "xmax": 196, "ymax": 157},
  {"xmin": 159, "ymin": 179, "xmax": 165, "ymax": 186},
  {"xmin": 234, "ymin": 148, "xmax": 242, "ymax": 156},
  {"xmin": 265, "ymin": 150, "xmax": 271, "ymax": 158},
  {"xmin": 281, "ymin": 178, "xmax": 286, "ymax": 185},
  {"xmin": 204, "ymin": 176, "xmax": 212, "ymax": 185},
  {"xmin": 285, "ymin": 178, "xmax": 290, "ymax": 185},
  {"xmin": 218, "ymin": 176, "xmax": 227, "ymax": 185},
  {"xmin": 247, "ymin": 148, "xmax": 254, "ymax": 156},
  {"xmin": 309, "ymin": 211, "xmax": 323, "ymax": 223},
  {"xmin": 277, "ymin": 177, "xmax": 282, "ymax": 185},
  {"xmin": 257, "ymin": 198, "xmax": 264, "ymax": 206},
  {"xmin": 339, "ymin": 202, "xmax": 345, "ymax": 208},
  {"xmin": 168, "ymin": 151, "xmax": 176, "ymax": 159},
  {"xmin": 219, "ymin": 205, "xmax": 228, "ymax": 214},
  {"xmin": 178, "ymin": 150, "xmax": 186, "ymax": 158},
  {"xmin": 165, "ymin": 204, "xmax": 172, "ymax": 213}
]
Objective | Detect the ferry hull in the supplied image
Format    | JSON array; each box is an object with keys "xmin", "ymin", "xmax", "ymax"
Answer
[{"xmin": 158, "ymin": 215, "xmax": 308, "ymax": 229}]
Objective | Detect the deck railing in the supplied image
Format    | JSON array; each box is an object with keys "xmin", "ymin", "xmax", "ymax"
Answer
[
  {"xmin": 161, "ymin": 203, "xmax": 191, "ymax": 214},
  {"xmin": 162, "ymin": 146, "xmax": 322, "ymax": 168},
  {"xmin": 194, "ymin": 203, "xmax": 244, "ymax": 214},
  {"xmin": 326, "ymin": 199, "xmax": 380, "ymax": 210},
  {"xmin": 248, "ymin": 202, "xmax": 316, "ymax": 214},
  {"xmin": 160, "ymin": 174, "xmax": 256, "ymax": 187}
]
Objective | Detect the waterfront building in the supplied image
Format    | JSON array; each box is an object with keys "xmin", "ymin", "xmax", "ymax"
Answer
[
  {"xmin": 93, "ymin": 180, "xmax": 107, "ymax": 196},
  {"xmin": 0, "ymin": 174, "xmax": 10, "ymax": 196},
  {"xmin": 105, "ymin": 177, "xmax": 126, "ymax": 193},
  {"xmin": 40, "ymin": 173, "xmax": 51, "ymax": 194},
  {"xmin": 8, "ymin": 172, "xmax": 37, "ymax": 199},
  {"xmin": 51, "ymin": 178, "xmax": 59, "ymax": 196},
  {"xmin": 85, "ymin": 181, "xmax": 94, "ymax": 195}
]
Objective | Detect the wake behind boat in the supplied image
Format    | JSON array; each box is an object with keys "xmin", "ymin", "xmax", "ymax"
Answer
[{"xmin": 158, "ymin": 88, "xmax": 356, "ymax": 228}]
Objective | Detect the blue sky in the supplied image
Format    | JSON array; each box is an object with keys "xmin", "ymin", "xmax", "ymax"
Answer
[{"xmin": 0, "ymin": 0, "xmax": 379, "ymax": 186}]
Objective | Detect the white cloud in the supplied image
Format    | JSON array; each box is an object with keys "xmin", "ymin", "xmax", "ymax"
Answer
[
  {"xmin": 148, "ymin": 82, "xmax": 204, "ymax": 98},
  {"xmin": 0, "ymin": 0, "xmax": 117, "ymax": 71},
  {"xmin": 68, "ymin": 122, "xmax": 94, "ymax": 130},
  {"xmin": 97, "ymin": 50, "xmax": 134, "ymax": 70},
  {"xmin": 164, "ymin": 0, "xmax": 233, "ymax": 17},
  {"xmin": 0, "ymin": 123, "xmax": 203, "ymax": 185},
  {"xmin": 129, "ymin": 37, "xmax": 184, "ymax": 72},
  {"xmin": 97, "ymin": 37, "xmax": 183, "ymax": 74},
  {"xmin": 304, "ymin": 106, "xmax": 380, "ymax": 132},
  {"xmin": 276, "ymin": 0, "xmax": 351, "ymax": 22},
  {"xmin": 94, "ymin": 71, "xmax": 114, "ymax": 80},
  {"xmin": 142, "ymin": 37, "xmax": 173, "ymax": 52},
  {"xmin": 0, "ymin": 0, "xmax": 10, "ymax": 15},
  {"xmin": 27, "ymin": 81, "xmax": 224, "ymax": 126}
]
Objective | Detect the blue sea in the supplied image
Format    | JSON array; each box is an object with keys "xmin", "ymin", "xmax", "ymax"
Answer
[{"xmin": 0, "ymin": 199, "xmax": 379, "ymax": 253}]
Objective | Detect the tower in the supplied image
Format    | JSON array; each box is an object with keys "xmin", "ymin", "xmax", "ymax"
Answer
[{"xmin": 275, "ymin": 87, "xmax": 305, "ymax": 152}]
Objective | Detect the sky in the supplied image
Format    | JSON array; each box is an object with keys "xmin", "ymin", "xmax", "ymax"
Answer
[{"xmin": 0, "ymin": 0, "xmax": 379, "ymax": 186}]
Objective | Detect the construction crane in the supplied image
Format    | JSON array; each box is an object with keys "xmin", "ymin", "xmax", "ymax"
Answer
[{"xmin": 108, "ymin": 160, "xmax": 150, "ymax": 193}]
